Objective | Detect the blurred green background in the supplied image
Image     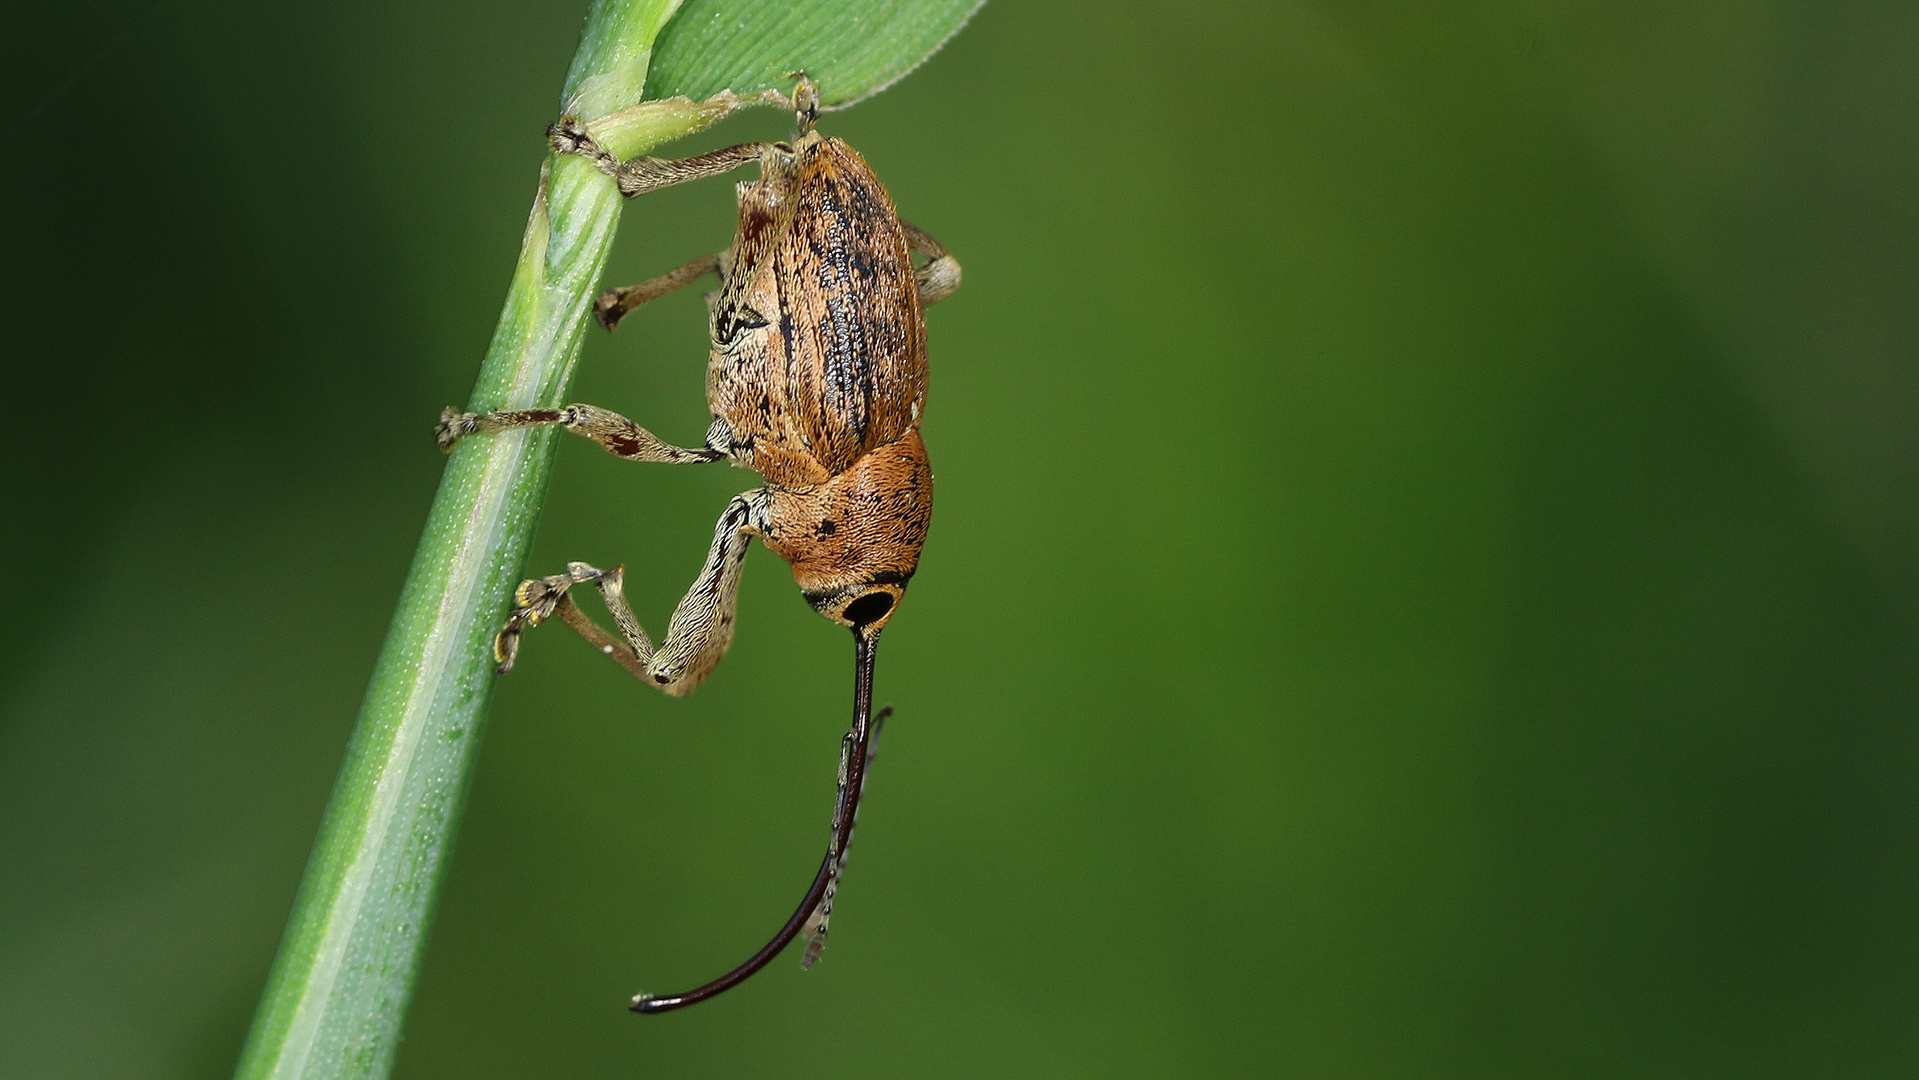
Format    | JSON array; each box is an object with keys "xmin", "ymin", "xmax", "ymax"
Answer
[{"xmin": 5, "ymin": 0, "xmax": 1918, "ymax": 1076}]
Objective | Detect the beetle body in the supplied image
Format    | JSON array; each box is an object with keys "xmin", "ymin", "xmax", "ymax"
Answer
[
  {"xmin": 435, "ymin": 80, "xmax": 959, "ymax": 1013},
  {"xmin": 708, "ymin": 130, "xmax": 932, "ymax": 630}
]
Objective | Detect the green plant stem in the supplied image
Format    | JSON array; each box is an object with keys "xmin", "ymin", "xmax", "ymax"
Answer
[
  {"xmin": 234, "ymin": 0, "xmax": 982, "ymax": 1070},
  {"xmin": 230, "ymin": 3, "xmax": 768, "ymax": 1077}
]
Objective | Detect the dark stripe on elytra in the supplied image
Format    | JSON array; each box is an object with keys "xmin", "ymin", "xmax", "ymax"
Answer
[
  {"xmin": 778, "ymin": 309, "xmax": 799, "ymax": 375},
  {"xmin": 808, "ymin": 177, "xmax": 873, "ymax": 450}
]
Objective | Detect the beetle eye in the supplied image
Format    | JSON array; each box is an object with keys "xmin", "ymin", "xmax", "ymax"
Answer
[{"xmin": 842, "ymin": 592, "xmax": 894, "ymax": 626}]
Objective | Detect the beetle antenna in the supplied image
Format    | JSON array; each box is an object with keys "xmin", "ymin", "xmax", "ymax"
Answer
[{"xmin": 631, "ymin": 631, "xmax": 887, "ymax": 1014}]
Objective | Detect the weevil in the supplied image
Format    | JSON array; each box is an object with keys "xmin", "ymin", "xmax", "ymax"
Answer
[{"xmin": 436, "ymin": 78, "xmax": 959, "ymax": 1014}]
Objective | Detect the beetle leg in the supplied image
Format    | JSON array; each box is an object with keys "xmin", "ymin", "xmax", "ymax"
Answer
[
  {"xmin": 900, "ymin": 221, "xmax": 962, "ymax": 306},
  {"xmin": 548, "ymin": 119, "xmax": 774, "ymax": 199},
  {"xmin": 595, "ymin": 252, "xmax": 721, "ymax": 331},
  {"xmin": 498, "ymin": 490, "xmax": 768, "ymax": 697},
  {"xmin": 643, "ymin": 491, "xmax": 769, "ymax": 694},
  {"xmin": 435, "ymin": 403, "xmax": 723, "ymax": 464}
]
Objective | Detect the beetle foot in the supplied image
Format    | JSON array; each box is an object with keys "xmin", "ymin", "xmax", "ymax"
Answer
[
  {"xmin": 546, "ymin": 116, "xmax": 595, "ymax": 157},
  {"xmin": 435, "ymin": 407, "xmax": 478, "ymax": 451},
  {"xmin": 495, "ymin": 562, "xmax": 609, "ymax": 673}
]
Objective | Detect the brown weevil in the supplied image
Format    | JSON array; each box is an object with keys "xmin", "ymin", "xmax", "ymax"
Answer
[{"xmin": 436, "ymin": 77, "xmax": 960, "ymax": 1013}]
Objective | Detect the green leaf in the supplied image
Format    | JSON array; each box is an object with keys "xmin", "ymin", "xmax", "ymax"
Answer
[{"xmin": 645, "ymin": 0, "xmax": 987, "ymax": 108}]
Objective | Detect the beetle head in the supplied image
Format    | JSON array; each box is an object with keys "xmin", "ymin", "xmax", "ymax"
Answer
[
  {"xmin": 760, "ymin": 432, "xmax": 932, "ymax": 639},
  {"xmin": 809, "ymin": 580, "xmax": 907, "ymax": 636}
]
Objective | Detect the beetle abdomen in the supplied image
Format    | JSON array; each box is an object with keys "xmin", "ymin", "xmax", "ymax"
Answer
[{"xmin": 709, "ymin": 135, "xmax": 927, "ymax": 487}]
